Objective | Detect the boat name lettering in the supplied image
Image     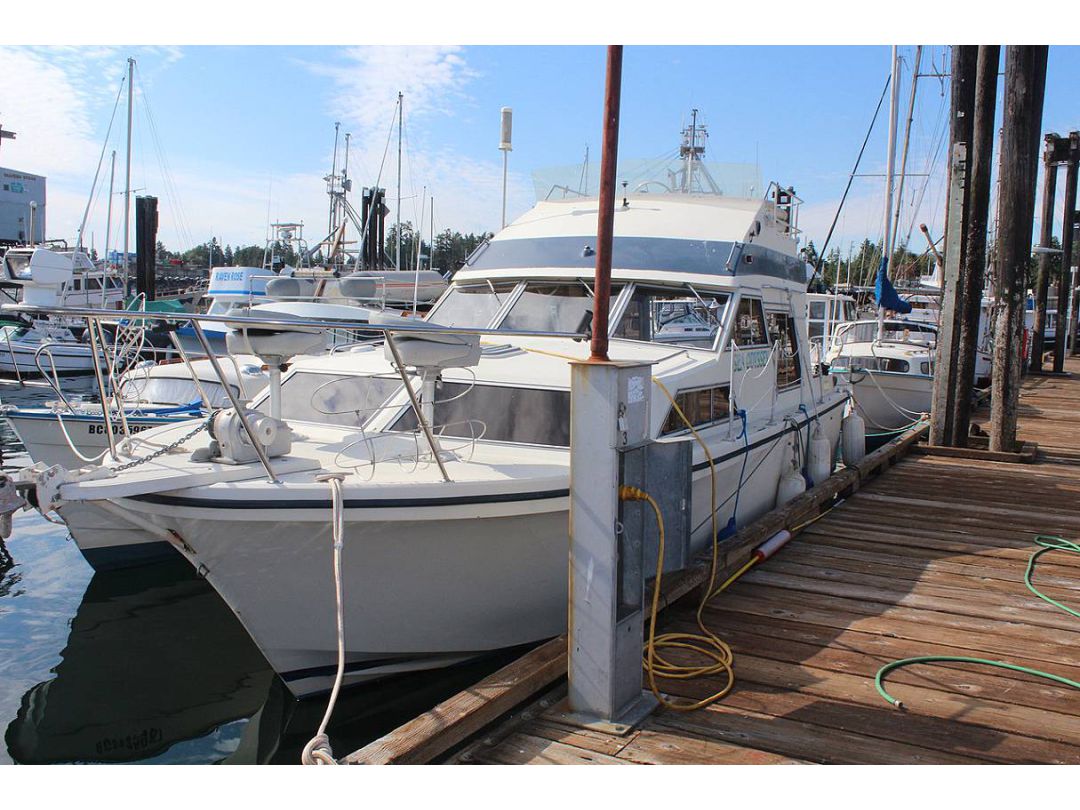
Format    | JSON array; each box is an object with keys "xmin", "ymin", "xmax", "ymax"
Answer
[
  {"xmin": 733, "ymin": 349, "xmax": 770, "ymax": 371},
  {"xmin": 88, "ymin": 423, "xmax": 154, "ymax": 435}
]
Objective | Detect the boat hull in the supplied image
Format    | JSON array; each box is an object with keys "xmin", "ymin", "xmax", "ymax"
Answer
[
  {"xmin": 838, "ymin": 369, "xmax": 931, "ymax": 433},
  {"xmin": 83, "ymin": 396, "xmax": 846, "ymax": 698}
]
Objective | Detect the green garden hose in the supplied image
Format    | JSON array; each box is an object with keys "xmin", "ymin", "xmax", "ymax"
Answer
[{"xmin": 875, "ymin": 535, "xmax": 1080, "ymax": 709}]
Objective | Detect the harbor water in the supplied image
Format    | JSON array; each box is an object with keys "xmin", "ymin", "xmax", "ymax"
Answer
[{"xmin": 0, "ymin": 379, "xmax": 515, "ymax": 764}]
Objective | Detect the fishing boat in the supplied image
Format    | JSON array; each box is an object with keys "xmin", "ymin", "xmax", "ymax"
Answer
[{"xmin": 6, "ymin": 118, "xmax": 851, "ymax": 698}]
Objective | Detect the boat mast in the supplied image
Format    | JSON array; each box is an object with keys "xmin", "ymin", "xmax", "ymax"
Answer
[
  {"xmin": 878, "ymin": 46, "xmax": 901, "ymax": 342},
  {"xmin": 103, "ymin": 150, "xmax": 115, "ymax": 305},
  {"xmin": 396, "ymin": 91, "xmax": 403, "ymax": 273},
  {"xmin": 329, "ymin": 122, "xmax": 340, "ymax": 238},
  {"xmin": 123, "ymin": 57, "xmax": 134, "ymax": 292},
  {"xmin": 889, "ymin": 45, "xmax": 923, "ymax": 283}
]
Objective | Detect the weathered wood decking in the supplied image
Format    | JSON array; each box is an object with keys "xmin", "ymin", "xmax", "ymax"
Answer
[{"xmin": 352, "ymin": 361, "xmax": 1080, "ymax": 765}]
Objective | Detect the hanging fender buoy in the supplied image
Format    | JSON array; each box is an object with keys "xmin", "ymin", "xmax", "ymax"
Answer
[
  {"xmin": 807, "ymin": 422, "xmax": 832, "ymax": 487},
  {"xmin": 842, "ymin": 409, "xmax": 866, "ymax": 466}
]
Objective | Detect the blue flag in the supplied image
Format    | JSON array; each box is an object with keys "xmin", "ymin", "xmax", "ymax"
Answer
[{"xmin": 874, "ymin": 256, "xmax": 912, "ymax": 314}]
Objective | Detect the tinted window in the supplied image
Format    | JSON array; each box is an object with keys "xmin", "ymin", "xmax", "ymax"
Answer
[
  {"xmin": 732, "ymin": 297, "xmax": 769, "ymax": 347},
  {"xmin": 661, "ymin": 385, "xmax": 732, "ymax": 435},
  {"xmin": 833, "ymin": 355, "xmax": 910, "ymax": 373},
  {"xmin": 392, "ymin": 382, "xmax": 570, "ymax": 447}
]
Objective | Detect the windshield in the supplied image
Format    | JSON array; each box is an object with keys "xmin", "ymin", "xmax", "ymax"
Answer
[
  {"xmin": 498, "ymin": 280, "xmax": 619, "ymax": 334},
  {"xmin": 427, "ymin": 281, "xmax": 517, "ymax": 328},
  {"xmin": 613, "ymin": 286, "xmax": 728, "ymax": 349},
  {"xmin": 834, "ymin": 321, "xmax": 937, "ymax": 346}
]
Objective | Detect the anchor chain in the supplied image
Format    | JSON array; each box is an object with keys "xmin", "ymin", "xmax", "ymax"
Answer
[{"xmin": 111, "ymin": 417, "xmax": 212, "ymax": 473}]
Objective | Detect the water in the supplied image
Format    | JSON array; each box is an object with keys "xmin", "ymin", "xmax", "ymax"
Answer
[{"xmin": 0, "ymin": 378, "xmax": 515, "ymax": 764}]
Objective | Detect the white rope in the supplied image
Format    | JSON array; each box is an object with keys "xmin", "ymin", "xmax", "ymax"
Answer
[{"xmin": 301, "ymin": 474, "xmax": 347, "ymax": 766}]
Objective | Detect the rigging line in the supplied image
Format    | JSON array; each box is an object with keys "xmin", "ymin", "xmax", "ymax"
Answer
[
  {"xmin": 137, "ymin": 68, "xmax": 194, "ymax": 250},
  {"xmin": 349, "ymin": 97, "xmax": 400, "ymax": 269},
  {"xmin": 77, "ymin": 76, "xmax": 127, "ymax": 249},
  {"xmin": 806, "ymin": 71, "xmax": 893, "ymax": 291},
  {"xmin": 901, "ymin": 87, "xmax": 950, "ymax": 250}
]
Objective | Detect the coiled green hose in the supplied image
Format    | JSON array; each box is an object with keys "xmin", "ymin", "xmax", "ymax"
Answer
[{"xmin": 875, "ymin": 535, "xmax": 1080, "ymax": 708}]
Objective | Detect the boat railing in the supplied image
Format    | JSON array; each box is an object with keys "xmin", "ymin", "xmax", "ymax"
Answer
[{"xmin": 5, "ymin": 302, "xmax": 588, "ymax": 483}]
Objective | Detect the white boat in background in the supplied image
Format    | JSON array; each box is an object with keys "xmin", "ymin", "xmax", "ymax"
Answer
[
  {"xmin": 0, "ymin": 246, "xmax": 127, "ymax": 377},
  {"xmin": 826, "ymin": 318, "xmax": 935, "ymax": 433},
  {"xmin": 806, "ymin": 291, "xmax": 858, "ymax": 366},
  {"xmin": 4, "ymin": 355, "xmax": 268, "ymax": 471}
]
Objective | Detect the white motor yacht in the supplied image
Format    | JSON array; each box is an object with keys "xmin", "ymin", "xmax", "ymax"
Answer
[
  {"xmin": 9, "ymin": 150, "xmax": 850, "ymax": 697},
  {"xmin": 0, "ymin": 246, "xmax": 127, "ymax": 377}
]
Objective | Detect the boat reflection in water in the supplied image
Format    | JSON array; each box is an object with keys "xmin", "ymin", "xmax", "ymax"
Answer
[
  {"xmin": 5, "ymin": 559, "xmax": 275, "ymax": 764},
  {"xmin": 4, "ymin": 555, "xmax": 528, "ymax": 764}
]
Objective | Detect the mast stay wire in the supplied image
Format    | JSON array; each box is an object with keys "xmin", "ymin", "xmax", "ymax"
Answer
[
  {"xmin": 136, "ymin": 64, "xmax": 195, "ymax": 252},
  {"xmin": 77, "ymin": 75, "xmax": 127, "ymax": 251},
  {"xmin": 806, "ymin": 70, "xmax": 893, "ymax": 292}
]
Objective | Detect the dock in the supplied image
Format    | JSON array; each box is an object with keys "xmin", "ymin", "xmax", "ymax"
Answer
[{"xmin": 346, "ymin": 359, "xmax": 1080, "ymax": 766}]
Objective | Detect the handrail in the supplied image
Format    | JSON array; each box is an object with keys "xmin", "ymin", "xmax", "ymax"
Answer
[{"xmin": 4, "ymin": 303, "xmax": 589, "ymax": 341}]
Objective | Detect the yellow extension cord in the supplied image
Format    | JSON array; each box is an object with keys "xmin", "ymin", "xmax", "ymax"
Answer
[{"xmin": 619, "ymin": 379, "xmax": 757, "ymax": 712}]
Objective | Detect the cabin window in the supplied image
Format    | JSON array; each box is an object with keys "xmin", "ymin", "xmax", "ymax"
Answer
[
  {"xmin": 731, "ymin": 297, "xmax": 769, "ymax": 347},
  {"xmin": 498, "ymin": 280, "xmax": 619, "ymax": 334},
  {"xmin": 268, "ymin": 373, "xmax": 402, "ymax": 427},
  {"xmin": 661, "ymin": 385, "xmax": 732, "ymax": 435},
  {"xmin": 391, "ymin": 382, "xmax": 571, "ymax": 447},
  {"xmin": 427, "ymin": 281, "xmax": 517, "ymax": 328},
  {"xmin": 920, "ymin": 361, "xmax": 932, "ymax": 375},
  {"xmin": 833, "ymin": 355, "xmax": 910, "ymax": 374},
  {"xmin": 766, "ymin": 311, "xmax": 802, "ymax": 388},
  {"xmin": 808, "ymin": 301, "xmax": 826, "ymax": 321},
  {"xmin": 612, "ymin": 286, "xmax": 727, "ymax": 349}
]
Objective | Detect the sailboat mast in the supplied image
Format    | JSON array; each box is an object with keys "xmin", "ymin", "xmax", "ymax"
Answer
[
  {"xmin": 879, "ymin": 46, "xmax": 902, "ymax": 339},
  {"xmin": 396, "ymin": 91, "xmax": 403, "ymax": 273},
  {"xmin": 123, "ymin": 57, "xmax": 134, "ymax": 289},
  {"xmin": 104, "ymin": 150, "xmax": 115, "ymax": 297},
  {"xmin": 889, "ymin": 45, "xmax": 923, "ymax": 281},
  {"xmin": 329, "ymin": 122, "xmax": 340, "ymax": 237}
]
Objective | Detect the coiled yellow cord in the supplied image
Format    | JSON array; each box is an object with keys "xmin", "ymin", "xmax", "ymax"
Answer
[{"xmin": 621, "ymin": 379, "xmax": 760, "ymax": 712}]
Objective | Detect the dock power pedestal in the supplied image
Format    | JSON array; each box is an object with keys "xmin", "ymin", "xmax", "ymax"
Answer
[{"xmin": 566, "ymin": 360, "xmax": 692, "ymax": 733}]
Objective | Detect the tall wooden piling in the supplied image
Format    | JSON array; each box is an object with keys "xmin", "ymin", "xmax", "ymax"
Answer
[
  {"xmin": 928, "ymin": 46, "xmax": 977, "ymax": 447},
  {"xmin": 1030, "ymin": 136, "xmax": 1060, "ymax": 372},
  {"xmin": 951, "ymin": 45, "xmax": 1000, "ymax": 444},
  {"xmin": 989, "ymin": 46, "xmax": 1048, "ymax": 452},
  {"xmin": 1059, "ymin": 135, "xmax": 1079, "ymax": 360}
]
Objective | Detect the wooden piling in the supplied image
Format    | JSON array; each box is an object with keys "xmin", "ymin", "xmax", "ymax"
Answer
[
  {"xmin": 1059, "ymin": 135, "xmax": 1079, "ymax": 361},
  {"xmin": 951, "ymin": 45, "xmax": 1000, "ymax": 443},
  {"xmin": 989, "ymin": 46, "xmax": 1048, "ymax": 452},
  {"xmin": 929, "ymin": 46, "xmax": 977, "ymax": 447},
  {"xmin": 1031, "ymin": 137, "xmax": 1060, "ymax": 372}
]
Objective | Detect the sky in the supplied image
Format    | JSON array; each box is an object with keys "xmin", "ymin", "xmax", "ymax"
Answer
[{"xmin": 1, "ymin": 38, "xmax": 1078, "ymax": 263}]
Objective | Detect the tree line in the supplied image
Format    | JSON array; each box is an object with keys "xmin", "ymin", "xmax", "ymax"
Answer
[{"xmin": 154, "ymin": 223, "xmax": 494, "ymax": 277}]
